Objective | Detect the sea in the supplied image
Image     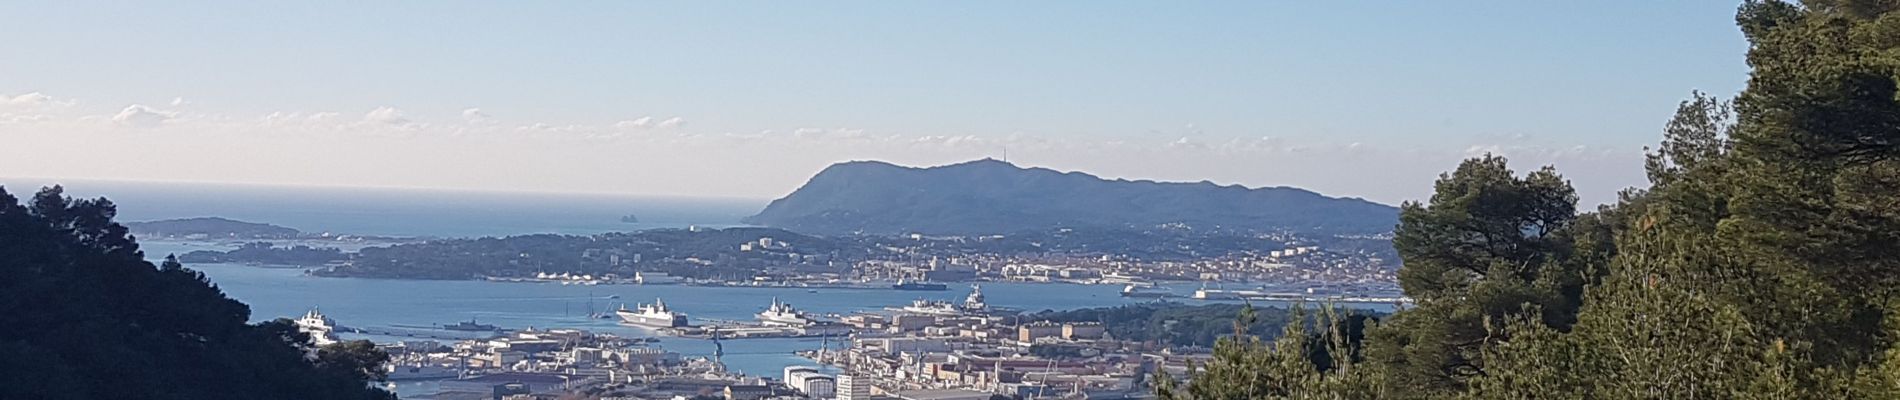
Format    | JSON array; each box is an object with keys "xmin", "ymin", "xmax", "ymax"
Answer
[
  {"xmin": 9, "ymin": 180, "xmax": 1379, "ymax": 398},
  {"xmin": 17, "ymin": 179, "xmax": 762, "ymax": 238}
]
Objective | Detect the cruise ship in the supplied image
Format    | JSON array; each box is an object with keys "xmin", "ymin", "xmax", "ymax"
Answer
[
  {"xmin": 293, "ymin": 308, "xmax": 342, "ymax": 345},
  {"xmin": 617, "ymin": 299, "xmax": 690, "ymax": 328},
  {"xmin": 1121, "ymin": 284, "xmax": 1177, "ymax": 298},
  {"xmin": 757, "ymin": 298, "xmax": 820, "ymax": 326}
]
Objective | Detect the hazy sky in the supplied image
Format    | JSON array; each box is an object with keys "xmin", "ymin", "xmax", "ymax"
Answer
[{"xmin": 0, "ymin": 1, "xmax": 1747, "ymax": 206}]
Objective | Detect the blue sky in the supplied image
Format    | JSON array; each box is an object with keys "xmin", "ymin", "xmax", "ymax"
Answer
[{"xmin": 0, "ymin": 1, "xmax": 1748, "ymax": 205}]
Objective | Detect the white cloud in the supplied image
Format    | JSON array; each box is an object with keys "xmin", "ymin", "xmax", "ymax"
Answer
[
  {"xmin": 364, "ymin": 107, "xmax": 409, "ymax": 125},
  {"xmin": 6, "ymin": 93, "xmax": 52, "ymax": 106},
  {"xmin": 656, "ymin": 116, "xmax": 685, "ymax": 129},
  {"xmin": 3, "ymin": 92, "xmax": 74, "ymax": 109},
  {"xmin": 0, "ymin": 113, "xmax": 53, "ymax": 125},
  {"xmin": 1167, "ymin": 136, "xmax": 1203, "ymax": 149},
  {"xmin": 912, "ymin": 134, "xmax": 984, "ymax": 147},
  {"xmin": 461, "ymin": 108, "xmax": 494, "ymax": 124},
  {"xmin": 514, "ymin": 122, "xmax": 625, "ymax": 139},
  {"xmin": 261, "ymin": 111, "xmax": 301, "ymax": 127},
  {"xmin": 260, "ymin": 111, "xmax": 348, "ymax": 129},
  {"xmin": 169, "ymin": 97, "xmax": 189, "ymax": 107},
  {"xmin": 614, "ymin": 116, "xmax": 655, "ymax": 129},
  {"xmin": 111, "ymin": 104, "xmax": 177, "ymax": 128},
  {"xmin": 788, "ymin": 127, "xmax": 881, "ymax": 142}
]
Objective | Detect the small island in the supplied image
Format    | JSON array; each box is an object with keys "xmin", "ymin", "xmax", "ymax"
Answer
[
  {"xmin": 125, "ymin": 217, "xmax": 301, "ymax": 239},
  {"xmin": 178, "ymin": 242, "xmax": 348, "ymax": 267},
  {"xmin": 619, "ymin": 214, "xmax": 640, "ymax": 223}
]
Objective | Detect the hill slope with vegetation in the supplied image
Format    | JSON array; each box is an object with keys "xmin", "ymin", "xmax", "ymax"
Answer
[
  {"xmin": 746, "ymin": 158, "xmax": 1398, "ymax": 235},
  {"xmin": 0, "ymin": 186, "xmax": 393, "ymax": 400},
  {"xmin": 1154, "ymin": 2, "xmax": 1900, "ymax": 398}
]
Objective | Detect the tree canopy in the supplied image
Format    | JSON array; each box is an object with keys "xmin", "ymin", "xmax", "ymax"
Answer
[
  {"xmin": 1156, "ymin": 1, "xmax": 1900, "ymax": 398},
  {"xmin": 0, "ymin": 186, "xmax": 394, "ymax": 400}
]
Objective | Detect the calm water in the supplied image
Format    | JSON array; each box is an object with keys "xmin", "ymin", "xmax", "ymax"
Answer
[
  {"xmin": 170, "ymin": 260, "xmax": 1192, "ymax": 387},
  {"xmin": 160, "ymin": 257, "xmax": 1376, "ymax": 381},
  {"xmin": 141, "ymin": 241, "xmax": 1220, "ymax": 398}
]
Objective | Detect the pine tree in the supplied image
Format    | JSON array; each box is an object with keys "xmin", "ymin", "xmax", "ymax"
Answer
[
  {"xmin": 1369, "ymin": 154, "xmax": 1589, "ymax": 395},
  {"xmin": 0, "ymin": 186, "xmax": 395, "ymax": 400},
  {"xmin": 1155, "ymin": 304, "xmax": 1382, "ymax": 399}
]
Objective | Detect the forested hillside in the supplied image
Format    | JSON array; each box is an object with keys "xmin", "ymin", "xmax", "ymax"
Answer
[
  {"xmin": 747, "ymin": 158, "xmax": 1398, "ymax": 235},
  {"xmin": 0, "ymin": 186, "xmax": 394, "ymax": 400}
]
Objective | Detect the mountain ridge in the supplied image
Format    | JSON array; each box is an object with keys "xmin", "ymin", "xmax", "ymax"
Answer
[{"xmin": 744, "ymin": 159, "xmax": 1398, "ymax": 235}]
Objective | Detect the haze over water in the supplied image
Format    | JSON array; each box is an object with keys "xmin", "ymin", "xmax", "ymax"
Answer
[{"xmin": 19, "ymin": 180, "xmax": 765, "ymax": 238}]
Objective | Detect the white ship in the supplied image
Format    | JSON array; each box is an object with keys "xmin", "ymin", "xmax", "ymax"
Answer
[
  {"xmin": 896, "ymin": 285, "xmax": 991, "ymax": 316},
  {"xmin": 757, "ymin": 298, "xmax": 821, "ymax": 326},
  {"xmin": 898, "ymin": 299, "xmax": 967, "ymax": 316},
  {"xmin": 294, "ymin": 308, "xmax": 342, "ymax": 345},
  {"xmin": 1121, "ymin": 284, "xmax": 1177, "ymax": 298},
  {"xmin": 617, "ymin": 299, "xmax": 690, "ymax": 328}
]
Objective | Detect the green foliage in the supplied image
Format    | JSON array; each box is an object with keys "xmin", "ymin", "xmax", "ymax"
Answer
[
  {"xmin": 1375, "ymin": 153, "xmax": 1596, "ymax": 394},
  {"xmin": 1030, "ymin": 302, "xmax": 1345, "ymax": 346},
  {"xmin": 1155, "ymin": 304, "xmax": 1383, "ymax": 400},
  {"xmin": 181, "ymin": 241, "xmax": 347, "ymax": 265},
  {"xmin": 0, "ymin": 186, "xmax": 395, "ymax": 400},
  {"xmin": 1162, "ymin": 2, "xmax": 1900, "ymax": 398}
]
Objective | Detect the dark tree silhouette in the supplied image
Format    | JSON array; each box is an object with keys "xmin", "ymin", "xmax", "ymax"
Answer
[{"xmin": 0, "ymin": 185, "xmax": 395, "ymax": 400}]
